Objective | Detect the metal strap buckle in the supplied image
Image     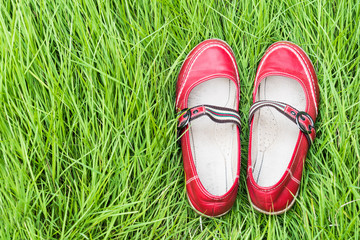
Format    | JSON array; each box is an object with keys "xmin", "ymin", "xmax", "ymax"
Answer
[{"xmin": 295, "ymin": 111, "xmax": 314, "ymax": 135}]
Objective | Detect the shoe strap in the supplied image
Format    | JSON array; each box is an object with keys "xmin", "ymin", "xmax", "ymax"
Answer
[
  {"xmin": 248, "ymin": 100, "xmax": 315, "ymax": 146},
  {"xmin": 177, "ymin": 105, "xmax": 241, "ymax": 144}
]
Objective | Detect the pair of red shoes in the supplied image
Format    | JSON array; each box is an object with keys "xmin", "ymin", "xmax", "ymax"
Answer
[{"xmin": 176, "ymin": 39, "xmax": 319, "ymax": 217}]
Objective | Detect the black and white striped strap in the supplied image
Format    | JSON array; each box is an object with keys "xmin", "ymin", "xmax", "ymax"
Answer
[
  {"xmin": 177, "ymin": 105, "xmax": 241, "ymax": 142},
  {"xmin": 248, "ymin": 100, "xmax": 316, "ymax": 146}
]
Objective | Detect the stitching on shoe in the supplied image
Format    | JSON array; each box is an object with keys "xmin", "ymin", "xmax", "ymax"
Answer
[
  {"xmin": 286, "ymin": 44, "xmax": 318, "ymax": 110},
  {"xmin": 186, "ymin": 175, "xmax": 198, "ymax": 185},
  {"xmin": 287, "ymin": 168, "xmax": 300, "ymax": 184},
  {"xmin": 257, "ymin": 44, "xmax": 316, "ymax": 105},
  {"xmin": 177, "ymin": 41, "xmax": 221, "ymax": 105},
  {"xmin": 176, "ymin": 42, "xmax": 239, "ymax": 106},
  {"xmin": 255, "ymin": 43, "xmax": 318, "ymax": 114},
  {"xmin": 177, "ymin": 42, "xmax": 238, "ymax": 106}
]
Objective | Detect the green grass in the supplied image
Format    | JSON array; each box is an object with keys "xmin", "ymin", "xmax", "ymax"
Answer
[{"xmin": 0, "ymin": 0, "xmax": 359, "ymax": 239}]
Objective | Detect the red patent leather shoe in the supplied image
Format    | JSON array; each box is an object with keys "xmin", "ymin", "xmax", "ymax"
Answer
[
  {"xmin": 176, "ymin": 39, "xmax": 241, "ymax": 217},
  {"xmin": 247, "ymin": 41, "xmax": 319, "ymax": 214}
]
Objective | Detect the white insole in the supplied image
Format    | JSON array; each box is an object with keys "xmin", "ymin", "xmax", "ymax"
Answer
[
  {"xmin": 251, "ymin": 76, "xmax": 306, "ymax": 187},
  {"xmin": 188, "ymin": 78, "xmax": 239, "ymax": 196}
]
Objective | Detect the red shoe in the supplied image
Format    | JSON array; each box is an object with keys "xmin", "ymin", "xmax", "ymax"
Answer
[
  {"xmin": 247, "ymin": 41, "xmax": 319, "ymax": 214},
  {"xmin": 176, "ymin": 39, "xmax": 241, "ymax": 217}
]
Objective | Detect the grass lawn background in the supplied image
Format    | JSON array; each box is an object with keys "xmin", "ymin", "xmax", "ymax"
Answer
[{"xmin": 0, "ymin": 0, "xmax": 359, "ymax": 239}]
